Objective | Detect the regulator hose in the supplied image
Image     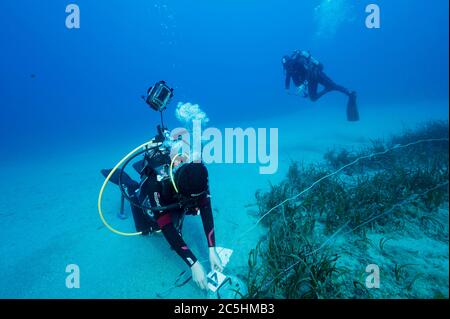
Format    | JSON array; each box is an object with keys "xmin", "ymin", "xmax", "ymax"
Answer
[
  {"xmin": 98, "ymin": 142, "xmax": 195, "ymax": 236},
  {"xmin": 98, "ymin": 142, "xmax": 156, "ymax": 236}
]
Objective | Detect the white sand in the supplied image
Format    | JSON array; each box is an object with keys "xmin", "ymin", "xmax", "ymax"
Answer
[{"xmin": 0, "ymin": 99, "xmax": 447, "ymax": 298}]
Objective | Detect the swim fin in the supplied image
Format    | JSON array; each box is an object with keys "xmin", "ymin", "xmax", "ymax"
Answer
[
  {"xmin": 346, "ymin": 92, "xmax": 359, "ymax": 122},
  {"xmin": 100, "ymin": 168, "xmax": 139, "ymax": 192}
]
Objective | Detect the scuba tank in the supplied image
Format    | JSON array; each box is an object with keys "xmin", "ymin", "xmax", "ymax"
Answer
[{"xmin": 293, "ymin": 50, "xmax": 323, "ymax": 71}]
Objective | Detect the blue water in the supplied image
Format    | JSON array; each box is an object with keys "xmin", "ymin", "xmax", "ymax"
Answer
[
  {"xmin": 1, "ymin": 0, "xmax": 448, "ymax": 156},
  {"xmin": 0, "ymin": 0, "xmax": 448, "ymax": 298}
]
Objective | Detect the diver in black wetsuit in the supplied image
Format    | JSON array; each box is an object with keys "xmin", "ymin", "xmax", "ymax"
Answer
[
  {"xmin": 100, "ymin": 80, "xmax": 223, "ymax": 290},
  {"xmin": 102, "ymin": 158, "xmax": 223, "ymax": 290},
  {"xmin": 282, "ymin": 50, "xmax": 359, "ymax": 121}
]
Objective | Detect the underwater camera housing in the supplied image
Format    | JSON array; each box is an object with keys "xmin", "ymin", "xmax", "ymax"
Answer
[{"xmin": 145, "ymin": 80, "xmax": 174, "ymax": 112}]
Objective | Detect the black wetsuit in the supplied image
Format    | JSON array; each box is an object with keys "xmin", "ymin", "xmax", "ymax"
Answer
[
  {"xmin": 284, "ymin": 56, "xmax": 351, "ymax": 101},
  {"xmin": 129, "ymin": 168, "xmax": 216, "ymax": 268}
]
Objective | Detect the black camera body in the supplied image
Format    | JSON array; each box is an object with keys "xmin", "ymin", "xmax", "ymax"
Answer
[
  {"xmin": 145, "ymin": 80, "xmax": 174, "ymax": 112},
  {"xmin": 138, "ymin": 80, "xmax": 174, "ymax": 180}
]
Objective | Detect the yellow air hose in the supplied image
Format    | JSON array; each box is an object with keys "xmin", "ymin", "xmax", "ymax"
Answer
[
  {"xmin": 169, "ymin": 152, "xmax": 191, "ymax": 193},
  {"xmin": 97, "ymin": 141, "xmax": 157, "ymax": 236},
  {"xmin": 169, "ymin": 153, "xmax": 182, "ymax": 193}
]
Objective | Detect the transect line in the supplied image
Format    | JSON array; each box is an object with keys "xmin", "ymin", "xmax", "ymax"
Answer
[
  {"xmin": 255, "ymin": 181, "xmax": 448, "ymax": 297},
  {"xmin": 239, "ymin": 137, "xmax": 449, "ymax": 240}
]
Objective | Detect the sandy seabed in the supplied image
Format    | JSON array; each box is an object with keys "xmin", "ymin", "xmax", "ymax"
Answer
[{"xmin": 0, "ymin": 99, "xmax": 448, "ymax": 298}]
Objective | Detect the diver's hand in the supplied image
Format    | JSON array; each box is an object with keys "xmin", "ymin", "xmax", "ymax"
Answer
[
  {"xmin": 209, "ymin": 247, "xmax": 223, "ymax": 272},
  {"xmin": 191, "ymin": 261, "xmax": 208, "ymax": 290},
  {"xmin": 297, "ymin": 83, "xmax": 309, "ymax": 97}
]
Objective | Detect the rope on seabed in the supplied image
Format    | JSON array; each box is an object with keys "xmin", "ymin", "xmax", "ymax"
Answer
[
  {"xmin": 254, "ymin": 181, "xmax": 449, "ymax": 296},
  {"xmin": 238, "ymin": 137, "xmax": 449, "ymax": 240}
]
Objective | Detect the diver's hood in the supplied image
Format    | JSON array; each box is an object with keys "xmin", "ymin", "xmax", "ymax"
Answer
[{"xmin": 174, "ymin": 162, "xmax": 209, "ymax": 197}]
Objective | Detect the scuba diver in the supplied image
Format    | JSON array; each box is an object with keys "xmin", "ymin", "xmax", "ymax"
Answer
[
  {"xmin": 282, "ymin": 50, "xmax": 359, "ymax": 121},
  {"xmin": 100, "ymin": 81, "xmax": 223, "ymax": 290}
]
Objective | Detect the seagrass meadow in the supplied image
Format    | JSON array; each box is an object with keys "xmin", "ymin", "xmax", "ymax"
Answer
[{"xmin": 246, "ymin": 121, "xmax": 449, "ymax": 299}]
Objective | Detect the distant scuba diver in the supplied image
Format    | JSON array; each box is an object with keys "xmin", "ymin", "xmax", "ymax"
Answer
[
  {"xmin": 282, "ymin": 50, "xmax": 359, "ymax": 121},
  {"xmin": 101, "ymin": 81, "xmax": 223, "ymax": 291}
]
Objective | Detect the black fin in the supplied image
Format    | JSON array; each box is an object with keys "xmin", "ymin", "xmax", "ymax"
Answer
[
  {"xmin": 347, "ymin": 93, "xmax": 359, "ymax": 122},
  {"xmin": 100, "ymin": 168, "xmax": 139, "ymax": 191}
]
